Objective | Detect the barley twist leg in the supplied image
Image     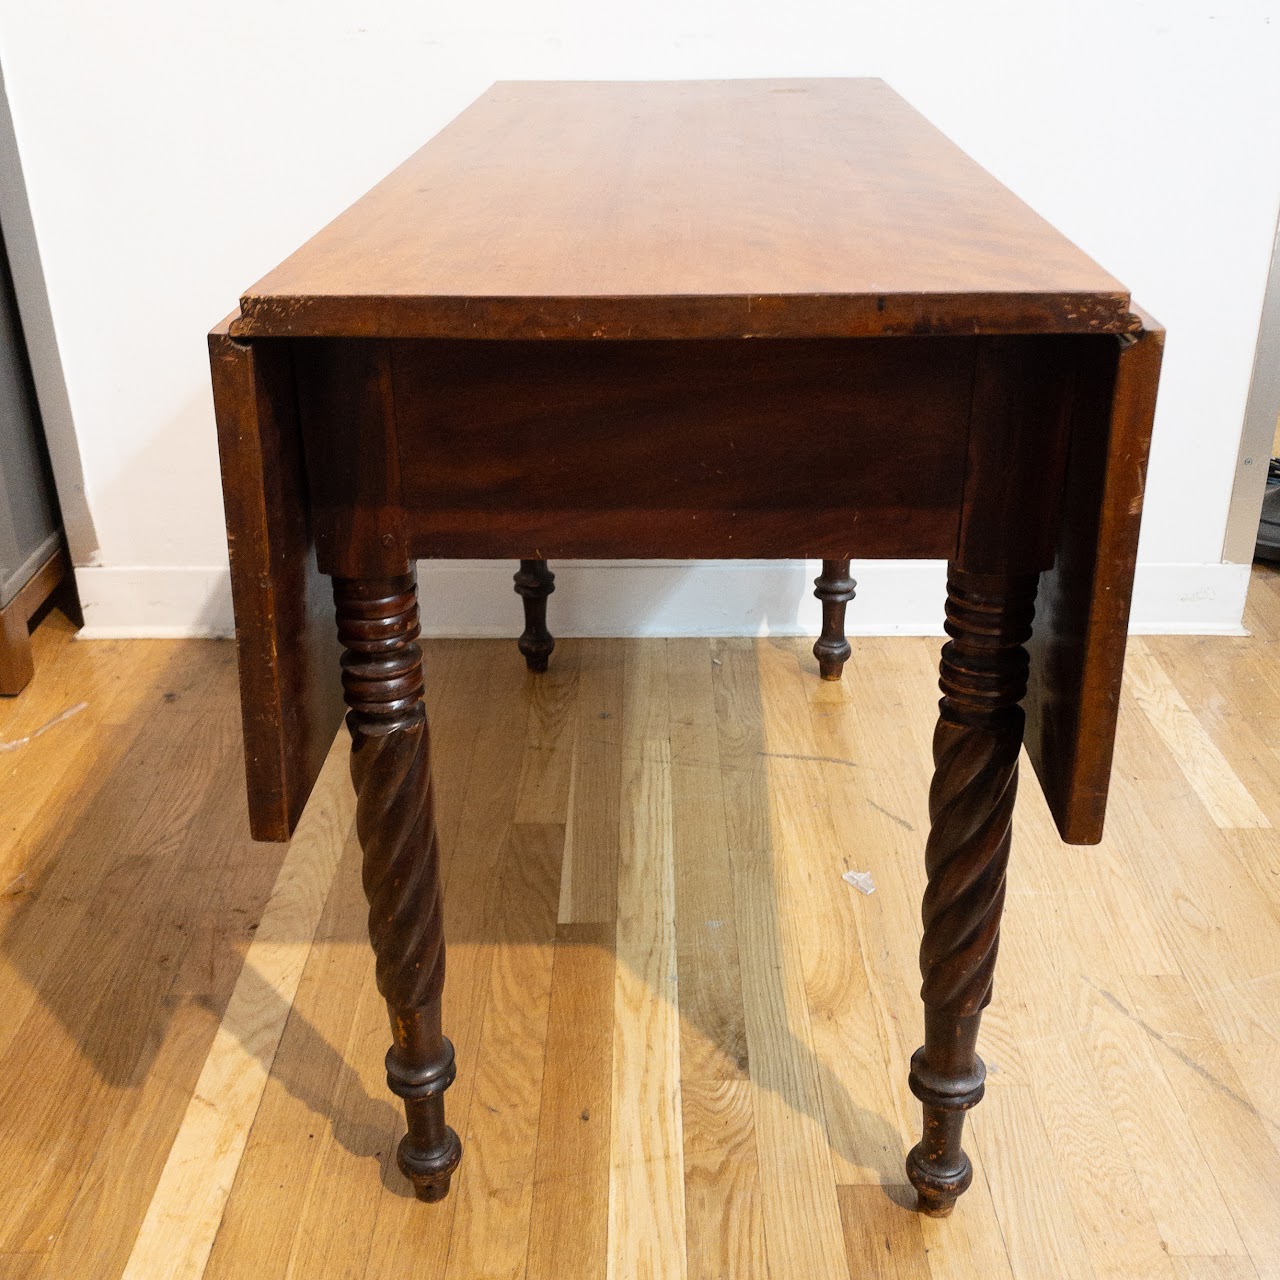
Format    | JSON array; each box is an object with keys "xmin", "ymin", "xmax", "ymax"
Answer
[
  {"xmin": 906, "ymin": 567, "xmax": 1036, "ymax": 1216},
  {"xmin": 334, "ymin": 571, "xmax": 461, "ymax": 1202}
]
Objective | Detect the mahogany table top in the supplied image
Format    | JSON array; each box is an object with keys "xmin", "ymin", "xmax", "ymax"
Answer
[{"xmin": 234, "ymin": 78, "xmax": 1131, "ymax": 342}]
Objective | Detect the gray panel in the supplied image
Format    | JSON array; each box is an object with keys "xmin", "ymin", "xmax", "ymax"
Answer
[
  {"xmin": 1224, "ymin": 208, "xmax": 1280, "ymax": 564},
  {"xmin": 0, "ymin": 62, "xmax": 96, "ymax": 565},
  {"xmin": 0, "ymin": 223, "xmax": 58, "ymax": 607}
]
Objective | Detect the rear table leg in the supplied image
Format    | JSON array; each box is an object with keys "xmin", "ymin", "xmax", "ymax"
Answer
[
  {"xmin": 813, "ymin": 558, "xmax": 855, "ymax": 680},
  {"xmin": 514, "ymin": 559, "xmax": 555, "ymax": 673}
]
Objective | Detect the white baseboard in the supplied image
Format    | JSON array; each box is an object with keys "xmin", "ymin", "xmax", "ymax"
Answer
[
  {"xmin": 1127, "ymin": 561, "xmax": 1251, "ymax": 635},
  {"xmin": 74, "ymin": 559, "xmax": 1253, "ymax": 640},
  {"xmin": 75, "ymin": 566, "xmax": 235, "ymax": 638}
]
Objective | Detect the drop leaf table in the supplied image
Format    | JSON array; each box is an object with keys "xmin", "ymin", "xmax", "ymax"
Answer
[{"xmin": 209, "ymin": 79, "xmax": 1162, "ymax": 1215}]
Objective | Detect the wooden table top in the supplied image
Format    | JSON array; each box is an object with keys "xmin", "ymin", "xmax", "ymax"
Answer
[{"xmin": 233, "ymin": 78, "xmax": 1133, "ymax": 342}]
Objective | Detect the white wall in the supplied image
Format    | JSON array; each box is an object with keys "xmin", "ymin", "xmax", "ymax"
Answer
[{"xmin": 1, "ymin": 1, "xmax": 1276, "ymax": 637}]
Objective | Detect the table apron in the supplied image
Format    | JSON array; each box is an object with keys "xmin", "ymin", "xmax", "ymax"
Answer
[{"xmin": 294, "ymin": 335, "xmax": 1011, "ymax": 567}]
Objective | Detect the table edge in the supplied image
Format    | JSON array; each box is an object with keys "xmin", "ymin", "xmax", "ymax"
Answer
[{"xmin": 229, "ymin": 289, "xmax": 1137, "ymax": 341}]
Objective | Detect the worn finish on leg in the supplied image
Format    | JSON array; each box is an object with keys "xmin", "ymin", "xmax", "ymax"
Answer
[
  {"xmin": 333, "ymin": 571, "xmax": 461, "ymax": 1202},
  {"xmin": 514, "ymin": 559, "xmax": 556, "ymax": 673},
  {"xmin": 906, "ymin": 566, "xmax": 1036, "ymax": 1217},
  {"xmin": 812, "ymin": 559, "xmax": 855, "ymax": 681}
]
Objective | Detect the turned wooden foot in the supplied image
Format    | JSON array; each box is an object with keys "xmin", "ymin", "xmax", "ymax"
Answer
[
  {"xmin": 514, "ymin": 559, "xmax": 555, "ymax": 673},
  {"xmin": 334, "ymin": 572, "xmax": 461, "ymax": 1202},
  {"xmin": 813, "ymin": 559, "xmax": 855, "ymax": 680},
  {"xmin": 906, "ymin": 566, "xmax": 1036, "ymax": 1216}
]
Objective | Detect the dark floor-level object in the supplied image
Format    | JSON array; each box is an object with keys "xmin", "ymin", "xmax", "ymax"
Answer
[
  {"xmin": 1254, "ymin": 461, "xmax": 1280, "ymax": 563},
  {"xmin": 0, "ymin": 542, "xmax": 79, "ymax": 694},
  {"xmin": 209, "ymin": 79, "xmax": 1161, "ymax": 1215},
  {"xmin": 0, "ymin": 216, "xmax": 78, "ymax": 697},
  {"xmin": 513, "ymin": 558, "xmax": 555, "ymax": 672}
]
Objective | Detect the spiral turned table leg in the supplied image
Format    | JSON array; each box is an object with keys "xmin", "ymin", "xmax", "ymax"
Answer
[
  {"xmin": 906, "ymin": 567, "xmax": 1037, "ymax": 1216},
  {"xmin": 334, "ymin": 572, "xmax": 462, "ymax": 1203},
  {"xmin": 813, "ymin": 559, "xmax": 855, "ymax": 680},
  {"xmin": 514, "ymin": 559, "xmax": 555, "ymax": 673}
]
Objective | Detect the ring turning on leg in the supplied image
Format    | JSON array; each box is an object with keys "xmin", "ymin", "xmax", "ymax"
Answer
[
  {"xmin": 514, "ymin": 559, "xmax": 555, "ymax": 672},
  {"xmin": 334, "ymin": 572, "xmax": 461, "ymax": 1202},
  {"xmin": 906, "ymin": 567, "xmax": 1036, "ymax": 1216},
  {"xmin": 813, "ymin": 559, "xmax": 855, "ymax": 680}
]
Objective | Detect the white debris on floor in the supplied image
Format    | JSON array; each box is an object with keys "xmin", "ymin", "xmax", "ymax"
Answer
[
  {"xmin": 0, "ymin": 700, "xmax": 88, "ymax": 752},
  {"xmin": 841, "ymin": 869, "xmax": 876, "ymax": 895}
]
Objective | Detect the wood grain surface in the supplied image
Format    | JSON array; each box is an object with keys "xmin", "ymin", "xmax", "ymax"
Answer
[
  {"xmin": 208, "ymin": 319, "xmax": 344, "ymax": 841},
  {"xmin": 1024, "ymin": 314, "xmax": 1164, "ymax": 843},
  {"xmin": 379, "ymin": 336, "xmax": 974, "ymax": 561},
  {"xmin": 233, "ymin": 79, "xmax": 1132, "ymax": 341},
  {"xmin": 9, "ymin": 572, "xmax": 1280, "ymax": 1278}
]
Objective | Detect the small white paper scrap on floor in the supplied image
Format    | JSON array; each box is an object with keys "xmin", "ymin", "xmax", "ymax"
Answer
[{"xmin": 842, "ymin": 869, "xmax": 876, "ymax": 895}]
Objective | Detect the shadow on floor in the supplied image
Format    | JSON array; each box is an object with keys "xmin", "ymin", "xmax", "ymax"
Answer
[{"xmin": 1, "ymin": 631, "xmax": 915, "ymax": 1213}]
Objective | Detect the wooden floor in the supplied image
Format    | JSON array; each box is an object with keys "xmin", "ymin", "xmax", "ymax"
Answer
[{"xmin": 3, "ymin": 570, "xmax": 1280, "ymax": 1280}]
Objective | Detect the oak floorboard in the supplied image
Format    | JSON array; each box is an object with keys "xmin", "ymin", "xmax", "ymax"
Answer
[
  {"xmin": 798, "ymin": 639, "xmax": 919, "ymax": 1185},
  {"xmin": 668, "ymin": 637, "xmax": 750, "ymax": 1083},
  {"xmin": 1022, "ymin": 1023, "xmax": 1175, "ymax": 1280},
  {"xmin": 0, "ymin": 643, "xmax": 229, "ymax": 1074},
  {"xmin": 0, "ymin": 610, "xmax": 139, "ymax": 743},
  {"xmin": 0, "ymin": 1255, "xmax": 45, "ymax": 1280},
  {"xmin": 559, "ymin": 638, "xmax": 624, "ymax": 926},
  {"xmin": 525, "ymin": 923, "xmax": 615, "ymax": 1280},
  {"xmin": 606, "ymin": 641, "xmax": 687, "ymax": 1280},
  {"xmin": 976, "ymin": 728, "xmax": 1175, "ymax": 1278},
  {"xmin": 43, "ymin": 755, "xmax": 290, "ymax": 1280},
  {"xmin": 443, "ymin": 656, "xmax": 570, "ymax": 1280},
  {"xmin": 513, "ymin": 644, "xmax": 579, "ymax": 826},
  {"xmin": 1172, "ymin": 1259, "xmax": 1263, "ymax": 1280},
  {"xmin": 1141, "ymin": 634, "xmax": 1280, "ymax": 831},
  {"xmin": 1, "ymin": 618, "xmax": 173, "ymax": 894},
  {"xmin": 837, "ymin": 1184, "xmax": 930, "ymax": 1280},
  {"xmin": 128, "ymin": 732, "xmax": 356, "ymax": 1280},
  {"xmin": 970, "ymin": 1084, "xmax": 1098, "ymax": 1280},
  {"xmin": 422, "ymin": 640, "xmax": 487, "ymax": 857},
  {"xmin": 0, "ymin": 646, "xmax": 254, "ymax": 1256},
  {"xmin": 1123, "ymin": 640, "xmax": 1269, "ymax": 829},
  {"xmin": 1123, "ymin": 976, "xmax": 1280, "ymax": 1279},
  {"xmin": 201, "ymin": 826, "xmax": 369, "ymax": 1279},
  {"xmin": 714, "ymin": 637, "xmax": 848, "ymax": 1280},
  {"xmin": 1107, "ymin": 688, "xmax": 1280, "ymax": 1045},
  {"xmin": 681, "ymin": 1078, "xmax": 769, "ymax": 1280},
  {"xmin": 1076, "ymin": 979, "xmax": 1245, "ymax": 1259},
  {"xmin": 277, "ymin": 904, "xmax": 398, "ymax": 1280},
  {"xmin": 1225, "ymin": 829, "xmax": 1280, "ymax": 924},
  {"xmin": 1222, "ymin": 1043, "xmax": 1280, "ymax": 1157},
  {"xmin": 444, "ymin": 824, "xmax": 562, "ymax": 1280}
]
